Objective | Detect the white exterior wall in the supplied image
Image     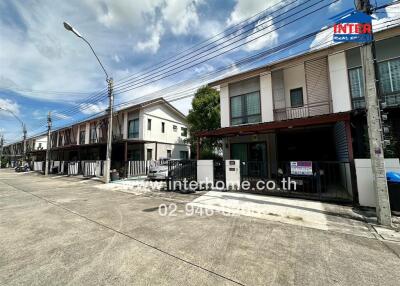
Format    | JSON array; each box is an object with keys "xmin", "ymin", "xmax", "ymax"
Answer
[
  {"xmin": 283, "ymin": 63, "xmax": 308, "ymax": 107},
  {"xmin": 355, "ymin": 158, "xmax": 400, "ymax": 207},
  {"xmin": 34, "ymin": 136, "xmax": 47, "ymax": 150},
  {"xmin": 260, "ymin": 72, "xmax": 274, "ymax": 122},
  {"xmin": 142, "ymin": 104, "xmax": 188, "ymax": 144},
  {"xmin": 328, "ymin": 52, "xmax": 352, "ymax": 112},
  {"xmin": 220, "ymin": 84, "xmax": 230, "ymax": 128}
]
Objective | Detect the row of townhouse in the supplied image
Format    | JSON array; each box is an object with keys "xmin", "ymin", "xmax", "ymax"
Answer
[
  {"xmin": 197, "ymin": 26, "xmax": 400, "ymax": 204},
  {"xmin": 3, "ymin": 98, "xmax": 191, "ymax": 170}
]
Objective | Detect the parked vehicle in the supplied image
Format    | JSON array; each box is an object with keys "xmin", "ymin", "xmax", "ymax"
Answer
[
  {"xmin": 15, "ymin": 162, "xmax": 30, "ymax": 172},
  {"xmin": 148, "ymin": 162, "xmax": 169, "ymax": 180}
]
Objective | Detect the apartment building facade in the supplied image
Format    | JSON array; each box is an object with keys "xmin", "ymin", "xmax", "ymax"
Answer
[{"xmin": 198, "ymin": 26, "xmax": 400, "ymax": 203}]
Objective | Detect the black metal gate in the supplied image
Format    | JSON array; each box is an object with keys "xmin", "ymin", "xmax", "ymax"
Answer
[
  {"xmin": 213, "ymin": 160, "xmax": 225, "ymax": 184},
  {"xmin": 240, "ymin": 160, "xmax": 354, "ymax": 204},
  {"xmin": 167, "ymin": 160, "xmax": 197, "ymax": 191}
]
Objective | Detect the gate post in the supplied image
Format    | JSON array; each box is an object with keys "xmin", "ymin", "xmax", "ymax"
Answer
[
  {"xmin": 225, "ymin": 160, "xmax": 240, "ymax": 191},
  {"xmin": 197, "ymin": 160, "xmax": 214, "ymax": 190}
]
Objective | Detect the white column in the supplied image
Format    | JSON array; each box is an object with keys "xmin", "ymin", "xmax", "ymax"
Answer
[
  {"xmin": 123, "ymin": 111, "xmax": 128, "ymax": 140},
  {"xmin": 260, "ymin": 72, "xmax": 274, "ymax": 122},
  {"xmin": 328, "ymin": 52, "xmax": 352, "ymax": 113},
  {"xmin": 220, "ymin": 84, "xmax": 229, "ymax": 127},
  {"xmin": 76, "ymin": 125, "xmax": 80, "ymax": 145},
  {"xmin": 85, "ymin": 123, "xmax": 90, "ymax": 144}
]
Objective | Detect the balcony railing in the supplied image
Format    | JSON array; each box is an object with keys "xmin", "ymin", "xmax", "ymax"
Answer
[{"xmin": 274, "ymin": 100, "xmax": 331, "ymax": 121}]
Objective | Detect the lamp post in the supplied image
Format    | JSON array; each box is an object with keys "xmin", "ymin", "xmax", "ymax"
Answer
[
  {"xmin": 63, "ymin": 21, "xmax": 113, "ymax": 183},
  {"xmin": 0, "ymin": 107, "xmax": 27, "ymax": 161}
]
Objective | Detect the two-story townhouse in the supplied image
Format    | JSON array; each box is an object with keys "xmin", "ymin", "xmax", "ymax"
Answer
[
  {"xmin": 47, "ymin": 98, "xmax": 190, "ymax": 168},
  {"xmin": 197, "ymin": 26, "xmax": 400, "ymax": 203},
  {"xmin": 2, "ymin": 133, "xmax": 47, "ymax": 166}
]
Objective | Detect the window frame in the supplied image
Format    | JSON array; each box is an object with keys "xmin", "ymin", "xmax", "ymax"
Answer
[
  {"xmin": 128, "ymin": 118, "xmax": 140, "ymax": 139},
  {"xmin": 179, "ymin": 150, "xmax": 189, "ymax": 159},
  {"xmin": 147, "ymin": 118, "xmax": 152, "ymax": 131},
  {"xmin": 377, "ymin": 57, "xmax": 400, "ymax": 96},
  {"xmin": 289, "ymin": 87, "xmax": 304, "ymax": 108},
  {"xmin": 229, "ymin": 91, "xmax": 261, "ymax": 126},
  {"xmin": 147, "ymin": 148, "xmax": 153, "ymax": 160},
  {"xmin": 181, "ymin": 127, "xmax": 187, "ymax": 137},
  {"xmin": 348, "ymin": 66, "xmax": 364, "ymax": 99}
]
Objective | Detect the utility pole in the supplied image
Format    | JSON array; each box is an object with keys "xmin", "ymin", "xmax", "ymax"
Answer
[
  {"xmin": 105, "ymin": 78, "xmax": 114, "ymax": 183},
  {"xmin": 45, "ymin": 112, "xmax": 52, "ymax": 176},
  {"xmin": 0, "ymin": 134, "xmax": 3, "ymax": 169},
  {"xmin": 357, "ymin": 0, "xmax": 392, "ymax": 226},
  {"xmin": 22, "ymin": 123, "xmax": 27, "ymax": 162}
]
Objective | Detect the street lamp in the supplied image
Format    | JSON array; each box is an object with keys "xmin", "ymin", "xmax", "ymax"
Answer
[
  {"xmin": 63, "ymin": 21, "xmax": 114, "ymax": 183},
  {"xmin": 0, "ymin": 107, "xmax": 27, "ymax": 161}
]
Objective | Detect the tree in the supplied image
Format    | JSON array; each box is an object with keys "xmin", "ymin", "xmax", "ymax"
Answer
[{"xmin": 186, "ymin": 86, "xmax": 221, "ymax": 159}]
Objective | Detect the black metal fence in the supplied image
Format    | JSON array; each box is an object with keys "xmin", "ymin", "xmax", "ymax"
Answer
[
  {"xmin": 167, "ymin": 160, "xmax": 197, "ymax": 191},
  {"xmin": 237, "ymin": 160, "xmax": 354, "ymax": 203}
]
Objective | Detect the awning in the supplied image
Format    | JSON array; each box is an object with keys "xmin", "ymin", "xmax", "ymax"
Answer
[{"xmin": 196, "ymin": 112, "xmax": 351, "ymax": 138}]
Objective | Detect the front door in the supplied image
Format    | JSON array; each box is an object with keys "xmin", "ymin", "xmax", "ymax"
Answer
[{"xmin": 231, "ymin": 142, "xmax": 267, "ymax": 178}]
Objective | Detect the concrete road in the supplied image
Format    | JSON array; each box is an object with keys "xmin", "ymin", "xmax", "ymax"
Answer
[{"xmin": 0, "ymin": 169, "xmax": 399, "ymax": 286}]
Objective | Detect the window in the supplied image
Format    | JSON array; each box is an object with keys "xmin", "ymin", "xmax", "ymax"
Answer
[
  {"xmin": 128, "ymin": 118, "xmax": 139, "ymax": 138},
  {"xmin": 181, "ymin": 127, "xmax": 187, "ymax": 137},
  {"xmin": 147, "ymin": 149, "xmax": 153, "ymax": 160},
  {"xmin": 290, "ymin": 88, "xmax": 304, "ymax": 107},
  {"xmin": 173, "ymin": 125, "xmax": 177, "ymax": 132},
  {"xmin": 161, "ymin": 122, "xmax": 165, "ymax": 133},
  {"xmin": 230, "ymin": 92, "xmax": 261, "ymax": 125},
  {"xmin": 38, "ymin": 143, "xmax": 42, "ymax": 149},
  {"xmin": 378, "ymin": 58, "xmax": 400, "ymax": 95},
  {"xmin": 167, "ymin": 150, "xmax": 172, "ymax": 158},
  {"xmin": 180, "ymin": 150, "xmax": 189, "ymax": 159},
  {"xmin": 348, "ymin": 67, "xmax": 364, "ymax": 98},
  {"xmin": 79, "ymin": 129, "xmax": 86, "ymax": 144},
  {"xmin": 147, "ymin": 119, "xmax": 152, "ymax": 131},
  {"xmin": 90, "ymin": 124, "xmax": 97, "ymax": 143}
]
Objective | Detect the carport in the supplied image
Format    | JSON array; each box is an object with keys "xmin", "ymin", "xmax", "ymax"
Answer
[{"xmin": 196, "ymin": 112, "xmax": 356, "ymax": 203}]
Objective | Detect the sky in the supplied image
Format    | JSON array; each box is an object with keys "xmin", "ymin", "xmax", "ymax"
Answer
[{"xmin": 0, "ymin": 0, "xmax": 399, "ymax": 143}]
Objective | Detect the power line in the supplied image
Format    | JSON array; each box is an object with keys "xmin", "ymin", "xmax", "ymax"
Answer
[
  {"xmin": 111, "ymin": 0, "xmax": 323, "ymax": 92},
  {"xmin": 111, "ymin": 0, "xmax": 337, "ymax": 95},
  {"xmin": 28, "ymin": 0, "xmax": 322, "ymax": 129}
]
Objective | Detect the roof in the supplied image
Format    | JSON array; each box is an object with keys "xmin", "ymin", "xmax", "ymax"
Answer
[{"xmin": 195, "ymin": 112, "xmax": 351, "ymax": 137}]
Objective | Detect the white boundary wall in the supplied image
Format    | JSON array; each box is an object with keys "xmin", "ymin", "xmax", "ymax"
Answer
[{"xmin": 355, "ymin": 158, "xmax": 400, "ymax": 207}]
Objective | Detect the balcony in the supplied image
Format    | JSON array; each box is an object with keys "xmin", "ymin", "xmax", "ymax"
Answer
[{"xmin": 274, "ymin": 100, "xmax": 332, "ymax": 121}]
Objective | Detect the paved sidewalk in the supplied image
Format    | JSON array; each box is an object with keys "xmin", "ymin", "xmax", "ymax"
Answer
[{"xmin": 188, "ymin": 191, "xmax": 375, "ymax": 238}]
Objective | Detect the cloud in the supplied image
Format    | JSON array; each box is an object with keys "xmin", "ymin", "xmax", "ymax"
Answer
[
  {"xmin": 242, "ymin": 16, "xmax": 278, "ymax": 52},
  {"xmin": 52, "ymin": 112, "xmax": 71, "ymax": 120},
  {"xmin": 79, "ymin": 102, "xmax": 108, "ymax": 115},
  {"xmin": 162, "ymin": 0, "xmax": 203, "ymax": 35},
  {"xmin": 136, "ymin": 21, "xmax": 164, "ymax": 54},
  {"xmin": 328, "ymin": 1, "xmax": 344, "ymax": 12},
  {"xmin": 0, "ymin": 98, "xmax": 20, "ymax": 116},
  {"xmin": 227, "ymin": 0, "xmax": 280, "ymax": 25}
]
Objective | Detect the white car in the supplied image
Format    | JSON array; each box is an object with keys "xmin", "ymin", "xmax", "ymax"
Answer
[{"xmin": 147, "ymin": 162, "xmax": 169, "ymax": 180}]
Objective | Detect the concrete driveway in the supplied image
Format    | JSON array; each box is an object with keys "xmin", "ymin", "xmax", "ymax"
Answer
[{"xmin": 0, "ymin": 169, "xmax": 399, "ymax": 285}]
